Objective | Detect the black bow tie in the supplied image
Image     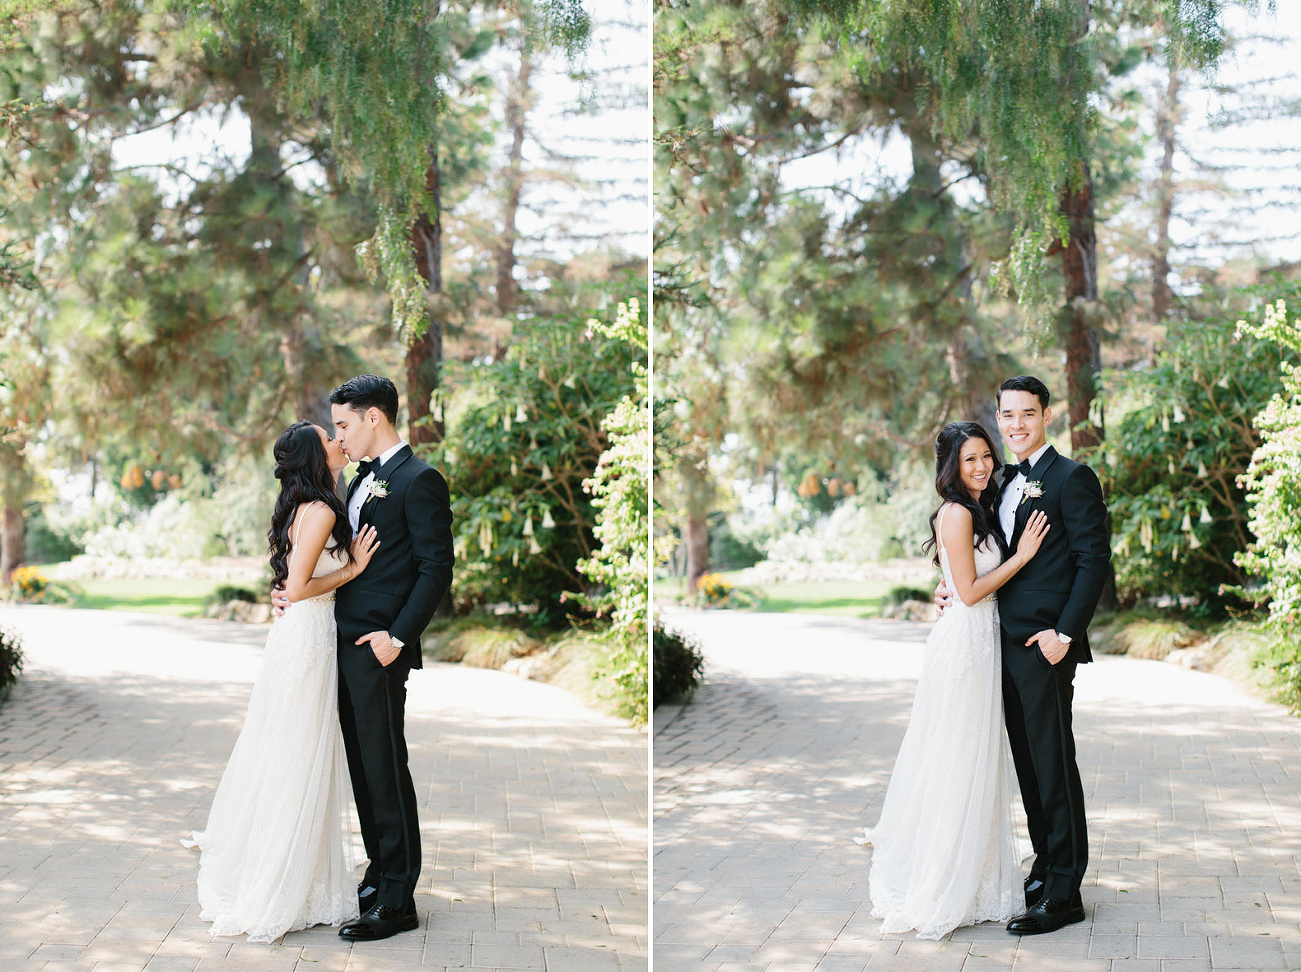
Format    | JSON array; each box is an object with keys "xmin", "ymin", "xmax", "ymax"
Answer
[
  {"xmin": 1017, "ymin": 460, "xmax": 1034, "ymax": 478},
  {"xmin": 355, "ymin": 458, "xmax": 379, "ymax": 479}
]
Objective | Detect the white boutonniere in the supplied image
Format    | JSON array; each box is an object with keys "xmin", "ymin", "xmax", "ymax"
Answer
[
  {"xmin": 1021, "ymin": 481, "xmax": 1044, "ymax": 504},
  {"xmin": 366, "ymin": 479, "xmax": 390, "ymax": 500}
]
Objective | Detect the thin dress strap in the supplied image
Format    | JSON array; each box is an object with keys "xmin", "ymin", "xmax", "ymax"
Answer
[
  {"xmin": 287, "ymin": 503, "xmax": 312, "ymax": 569},
  {"xmin": 935, "ymin": 503, "xmax": 949, "ymax": 555}
]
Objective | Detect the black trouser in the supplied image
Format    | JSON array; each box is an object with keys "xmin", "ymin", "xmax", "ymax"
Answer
[
  {"xmin": 337, "ymin": 637, "xmax": 421, "ymax": 911},
  {"xmin": 1001, "ymin": 631, "xmax": 1088, "ymax": 903}
]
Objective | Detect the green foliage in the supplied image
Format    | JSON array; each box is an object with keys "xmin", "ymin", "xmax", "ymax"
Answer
[
  {"xmin": 574, "ymin": 295, "xmax": 649, "ymax": 726},
  {"xmin": 424, "ymin": 281, "xmax": 641, "ymax": 621},
  {"xmin": 708, "ymin": 515, "xmax": 764, "ymax": 571},
  {"xmin": 1237, "ymin": 297, "xmax": 1301, "ymax": 621},
  {"xmin": 196, "ymin": 0, "xmax": 590, "ymax": 337},
  {"xmin": 207, "ymin": 585, "xmax": 259, "ymax": 605},
  {"xmin": 654, "ymin": 0, "xmax": 1242, "ymax": 557},
  {"xmin": 884, "ymin": 585, "xmax": 933, "ymax": 606},
  {"xmin": 653, "ymin": 621, "xmax": 704, "ymax": 708},
  {"xmin": 1235, "ymin": 296, "xmax": 1301, "ymax": 710},
  {"xmin": 0, "ymin": 623, "xmax": 23, "ymax": 699},
  {"xmin": 576, "ymin": 299, "xmax": 648, "ymax": 632},
  {"xmin": 1252, "ymin": 635, "xmax": 1301, "ymax": 714},
  {"xmin": 785, "ymin": 1, "xmax": 1229, "ymax": 294},
  {"xmin": 23, "ymin": 504, "xmax": 82, "ymax": 563},
  {"xmin": 1097, "ymin": 300, "xmax": 1289, "ymax": 611}
]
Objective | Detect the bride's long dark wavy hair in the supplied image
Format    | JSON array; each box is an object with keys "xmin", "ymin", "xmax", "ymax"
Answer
[
  {"xmin": 922, "ymin": 421, "xmax": 1008, "ymax": 566},
  {"xmin": 268, "ymin": 421, "xmax": 353, "ymax": 589}
]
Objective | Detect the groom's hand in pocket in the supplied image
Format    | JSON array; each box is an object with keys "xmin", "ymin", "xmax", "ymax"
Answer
[
  {"xmin": 357, "ymin": 630, "xmax": 401, "ymax": 667},
  {"xmin": 1026, "ymin": 629, "xmax": 1068, "ymax": 665}
]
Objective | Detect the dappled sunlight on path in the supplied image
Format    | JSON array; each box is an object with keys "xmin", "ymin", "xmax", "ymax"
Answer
[
  {"xmin": 0, "ymin": 605, "xmax": 647, "ymax": 971},
  {"xmin": 654, "ymin": 608, "xmax": 1301, "ymax": 972}
]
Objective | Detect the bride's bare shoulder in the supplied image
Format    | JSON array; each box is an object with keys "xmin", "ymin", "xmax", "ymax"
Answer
[
  {"xmin": 289, "ymin": 501, "xmax": 336, "ymax": 536},
  {"xmin": 938, "ymin": 501, "xmax": 973, "ymax": 524},
  {"xmin": 937, "ymin": 503, "xmax": 976, "ymax": 549}
]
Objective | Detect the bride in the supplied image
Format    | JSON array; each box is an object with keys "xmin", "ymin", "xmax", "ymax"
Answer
[
  {"xmin": 855, "ymin": 421, "xmax": 1049, "ymax": 940},
  {"xmin": 184, "ymin": 421, "xmax": 380, "ymax": 942}
]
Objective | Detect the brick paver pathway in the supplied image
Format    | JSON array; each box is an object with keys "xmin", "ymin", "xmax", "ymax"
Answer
[
  {"xmin": 0, "ymin": 604, "xmax": 647, "ymax": 972},
  {"xmin": 654, "ymin": 608, "xmax": 1301, "ymax": 972}
]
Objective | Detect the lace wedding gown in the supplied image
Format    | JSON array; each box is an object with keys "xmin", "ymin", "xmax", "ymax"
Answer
[
  {"xmin": 854, "ymin": 506, "xmax": 1020, "ymax": 939},
  {"xmin": 183, "ymin": 537, "xmax": 358, "ymax": 942}
]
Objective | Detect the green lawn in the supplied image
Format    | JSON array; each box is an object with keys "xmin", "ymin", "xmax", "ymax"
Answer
[
  {"xmin": 660, "ymin": 570, "xmax": 937, "ymax": 618},
  {"xmin": 72, "ymin": 577, "xmax": 226, "ymax": 617}
]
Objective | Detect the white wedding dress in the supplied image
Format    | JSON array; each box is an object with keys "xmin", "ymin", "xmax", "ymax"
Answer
[
  {"xmin": 854, "ymin": 505, "xmax": 1020, "ymax": 939},
  {"xmin": 183, "ymin": 533, "xmax": 358, "ymax": 942}
]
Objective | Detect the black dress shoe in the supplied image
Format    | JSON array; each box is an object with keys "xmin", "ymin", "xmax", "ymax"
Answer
[
  {"xmin": 1024, "ymin": 877, "xmax": 1045, "ymax": 909},
  {"xmin": 357, "ymin": 883, "xmax": 378, "ymax": 912},
  {"xmin": 1007, "ymin": 895, "xmax": 1086, "ymax": 935},
  {"xmin": 339, "ymin": 903, "xmax": 419, "ymax": 941}
]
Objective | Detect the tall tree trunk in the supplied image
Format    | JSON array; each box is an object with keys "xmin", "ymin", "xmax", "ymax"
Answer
[
  {"xmin": 1057, "ymin": 165, "xmax": 1103, "ymax": 452},
  {"xmin": 0, "ymin": 446, "xmax": 29, "ymax": 585},
  {"xmin": 1, "ymin": 505, "xmax": 20, "ymax": 586},
  {"xmin": 408, "ymin": 147, "xmax": 445, "ymax": 448},
  {"xmin": 684, "ymin": 514, "xmax": 709, "ymax": 595},
  {"xmin": 679, "ymin": 448, "xmax": 714, "ymax": 594},
  {"xmin": 496, "ymin": 52, "xmax": 534, "ymax": 317},
  {"xmin": 1153, "ymin": 59, "xmax": 1181, "ymax": 325}
]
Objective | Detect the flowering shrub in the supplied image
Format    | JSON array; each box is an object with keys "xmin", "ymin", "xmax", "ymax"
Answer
[
  {"xmin": 11, "ymin": 565, "xmax": 46, "ymax": 600},
  {"xmin": 697, "ymin": 572, "xmax": 732, "ymax": 604},
  {"xmin": 576, "ymin": 298, "xmax": 649, "ymax": 726},
  {"xmin": 1096, "ymin": 310, "xmax": 1286, "ymax": 612},
  {"xmin": 8, "ymin": 566, "xmax": 77, "ymax": 604},
  {"xmin": 1235, "ymin": 299, "xmax": 1301, "ymax": 710}
]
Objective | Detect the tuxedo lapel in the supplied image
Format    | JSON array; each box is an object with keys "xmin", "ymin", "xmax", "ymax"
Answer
[
  {"xmin": 994, "ymin": 465, "xmax": 1016, "ymax": 543},
  {"xmin": 1010, "ymin": 445, "xmax": 1059, "ymax": 546},
  {"xmin": 358, "ymin": 446, "xmax": 414, "ymax": 528}
]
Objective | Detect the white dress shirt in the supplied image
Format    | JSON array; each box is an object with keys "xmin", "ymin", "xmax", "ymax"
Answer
[
  {"xmin": 998, "ymin": 442, "xmax": 1050, "ymax": 542},
  {"xmin": 348, "ymin": 441, "xmax": 408, "ymax": 532}
]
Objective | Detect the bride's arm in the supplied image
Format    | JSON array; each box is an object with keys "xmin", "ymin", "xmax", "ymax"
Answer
[
  {"xmin": 282, "ymin": 504, "xmax": 375, "ymax": 603},
  {"xmin": 940, "ymin": 504, "xmax": 1049, "ymax": 606}
]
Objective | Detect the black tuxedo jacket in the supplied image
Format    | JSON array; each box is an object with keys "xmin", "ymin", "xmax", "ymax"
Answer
[
  {"xmin": 996, "ymin": 446, "xmax": 1110, "ymax": 666},
  {"xmin": 335, "ymin": 445, "xmax": 454, "ymax": 669}
]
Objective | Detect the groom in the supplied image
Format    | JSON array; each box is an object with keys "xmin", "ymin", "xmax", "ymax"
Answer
[
  {"xmin": 277, "ymin": 374, "xmax": 454, "ymax": 941},
  {"xmin": 939, "ymin": 375, "xmax": 1110, "ymax": 934}
]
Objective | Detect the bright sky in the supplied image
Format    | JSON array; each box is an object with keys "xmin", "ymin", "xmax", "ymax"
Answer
[{"xmin": 110, "ymin": 1, "xmax": 649, "ymax": 262}]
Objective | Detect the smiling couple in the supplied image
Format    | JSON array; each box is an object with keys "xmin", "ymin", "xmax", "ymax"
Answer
[{"xmin": 854, "ymin": 374, "xmax": 1111, "ymax": 941}]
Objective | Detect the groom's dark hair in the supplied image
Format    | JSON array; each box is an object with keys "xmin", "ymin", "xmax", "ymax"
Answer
[
  {"xmin": 330, "ymin": 374, "xmax": 399, "ymax": 426},
  {"xmin": 997, "ymin": 375, "xmax": 1051, "ymax": 410}
]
